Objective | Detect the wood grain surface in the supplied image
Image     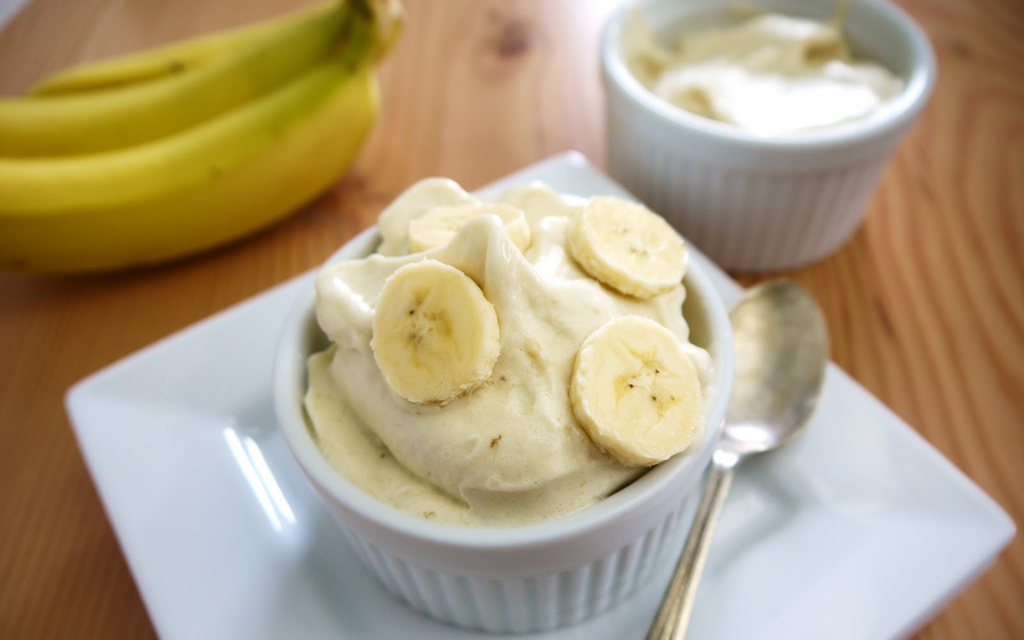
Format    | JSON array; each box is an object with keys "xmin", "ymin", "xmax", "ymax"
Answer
[{"xmin": 1, "ymin": 0, "xmax": 1021, "ymax": 638}]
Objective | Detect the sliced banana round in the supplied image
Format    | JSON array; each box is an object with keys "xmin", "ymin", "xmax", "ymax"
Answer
[
  {"xmin": 569, "ymin": 316, "xmax": 704, "ymax": 466},
  {"xmin": 371, "ymin": 259, "xmax": 500, "ymax": 404},
  {"xmin": 407, "ymin": 202, "xmax": 531, "ymax": 253},
  {"xmin": 376, "ymin": 178, "xmax": 477, "ymax": 256},
  {"xmin": 567, "ymin": 196, "xmax": 687, "ymax": 298}
]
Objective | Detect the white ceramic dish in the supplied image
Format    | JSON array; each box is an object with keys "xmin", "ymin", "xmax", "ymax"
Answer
[
  {"xmin": 66, "ymin": 153, "xmax": 1013, "ymax": 640},
  {"xmin": 602, "ymin": 0, "xmax": 937, "ymax": 272}
]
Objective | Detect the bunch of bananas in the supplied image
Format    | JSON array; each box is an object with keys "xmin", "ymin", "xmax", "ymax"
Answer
[{"xmin": 0, "ymin": 0, "xmax": 402, "ymax": 273}]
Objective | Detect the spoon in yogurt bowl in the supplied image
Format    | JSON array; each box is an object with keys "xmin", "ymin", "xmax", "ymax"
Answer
[{"xmin": 646, "ymin": 280, "xmax": 829, "ymax": 640}]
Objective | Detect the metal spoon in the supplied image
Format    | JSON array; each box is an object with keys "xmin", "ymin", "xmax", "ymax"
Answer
[{"xmin": 646, "ymin": 280, "xmax": 829, "ymax": 640}]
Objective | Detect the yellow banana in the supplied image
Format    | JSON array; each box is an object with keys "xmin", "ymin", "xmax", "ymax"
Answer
[
  {"xmin": 0, "ymin": 0, "xmax": 403, "ymax": 273},
  {"xmin": 0, "ymin": 59, "xmax": 379, "ymax": 272},
  {"xmin": 27, "ymin": 1, "xmax": 336, "ymax": 98},
  {"xmin": 0, "ymin": 0, "xmax": 352, "ymax": 157}
]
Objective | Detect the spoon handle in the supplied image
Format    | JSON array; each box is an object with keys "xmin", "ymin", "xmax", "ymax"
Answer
[{"xmin": 645, "ymin": 449, "xmax": 739, "ymax": 640}]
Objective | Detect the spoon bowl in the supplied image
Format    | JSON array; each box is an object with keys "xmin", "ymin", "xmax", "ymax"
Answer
[
  {"xmin": 725, "ymin": 280, "xmax": 830, "ymax": 455},
  {"xmin": 647, "ymin": 280, "xmax": 829, "ymax": 640}
]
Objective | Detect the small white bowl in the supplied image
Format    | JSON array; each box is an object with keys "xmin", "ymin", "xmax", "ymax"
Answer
[
  {"xmin": 274, "ymin": 222, "xmax": 735, "ymax": 633},
  {"xmin": 602, "ymin": 0, "xmax": 937, "ymax": 272}
]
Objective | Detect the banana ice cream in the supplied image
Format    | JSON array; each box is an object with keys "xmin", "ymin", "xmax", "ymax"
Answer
[
  {"xmin": 305, "ymin": 179, "xmax": 712, "ymax": 526},
  {"xmin": 624, "ymin": 11, "xmax": 904, "ymax": 135}
]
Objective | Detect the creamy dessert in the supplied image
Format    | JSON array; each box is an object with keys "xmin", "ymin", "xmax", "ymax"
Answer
[
  {"xmin": 624, "ymin": 10, "xmax": 904, "ymax": 135},
  {"xmin": 304, "ymin": 179, "xmax": 711, "ymax": 526}
]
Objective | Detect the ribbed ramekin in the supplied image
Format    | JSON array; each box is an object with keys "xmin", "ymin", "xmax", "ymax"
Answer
[
  {"xmin": 602, "ymin": 0, "xmax": 936, "ymax": 272},
  {"xmin": 274, "ymin": 223, "xmax": 734, "ymax": 633}
]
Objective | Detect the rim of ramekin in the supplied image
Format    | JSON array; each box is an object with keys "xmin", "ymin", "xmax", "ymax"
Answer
[
  {"xmin": 275, "ymin": 220, "xmax": 735, "ymax": 551},
  {"xmin": 600, "ymin": 0, "xmax": 937, "ymax": 151}
]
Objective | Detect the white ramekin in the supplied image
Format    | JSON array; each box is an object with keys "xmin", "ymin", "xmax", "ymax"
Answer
[
  {"xmin": 274, "ymin": 223, "xmax": 735, "ymax": 633},
  {"xmin": 602, "ymin": 0, "xmax": 937, "ymax": 272}
]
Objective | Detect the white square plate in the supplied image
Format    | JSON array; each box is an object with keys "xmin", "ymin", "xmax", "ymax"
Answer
[{"xmin": 67, "ymin": 153, "xmax": 1014, "ymax": 640}]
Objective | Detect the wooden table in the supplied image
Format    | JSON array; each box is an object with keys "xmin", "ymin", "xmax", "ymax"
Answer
[{"xmin": 1, "ymin": 0, "xmax": 1021, "ymax": 637}]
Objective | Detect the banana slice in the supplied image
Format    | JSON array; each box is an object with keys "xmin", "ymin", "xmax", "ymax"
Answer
[
  {"xmin": 567, "ymin": 196, "xmax": 687, "ymax": 298},
  {"xmin": 371, "ymin": 259, "xmax": 501, "ymax": 404},
  {"xmin": 377, "ymin": 178, "xmax": 477, "ymax": 256},
  {"xmin": 569, "ymin": 316, "xmax": 704, "ymax": 466},
  {"xmin": 407, "ymin": 202, "xmax": 531, "ymax": 253}
]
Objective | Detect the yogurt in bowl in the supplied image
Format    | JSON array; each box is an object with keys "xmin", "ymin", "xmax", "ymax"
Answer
[{"xmin": 274, "ymin": 179, "xmax": 734, "ymax": 632}]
